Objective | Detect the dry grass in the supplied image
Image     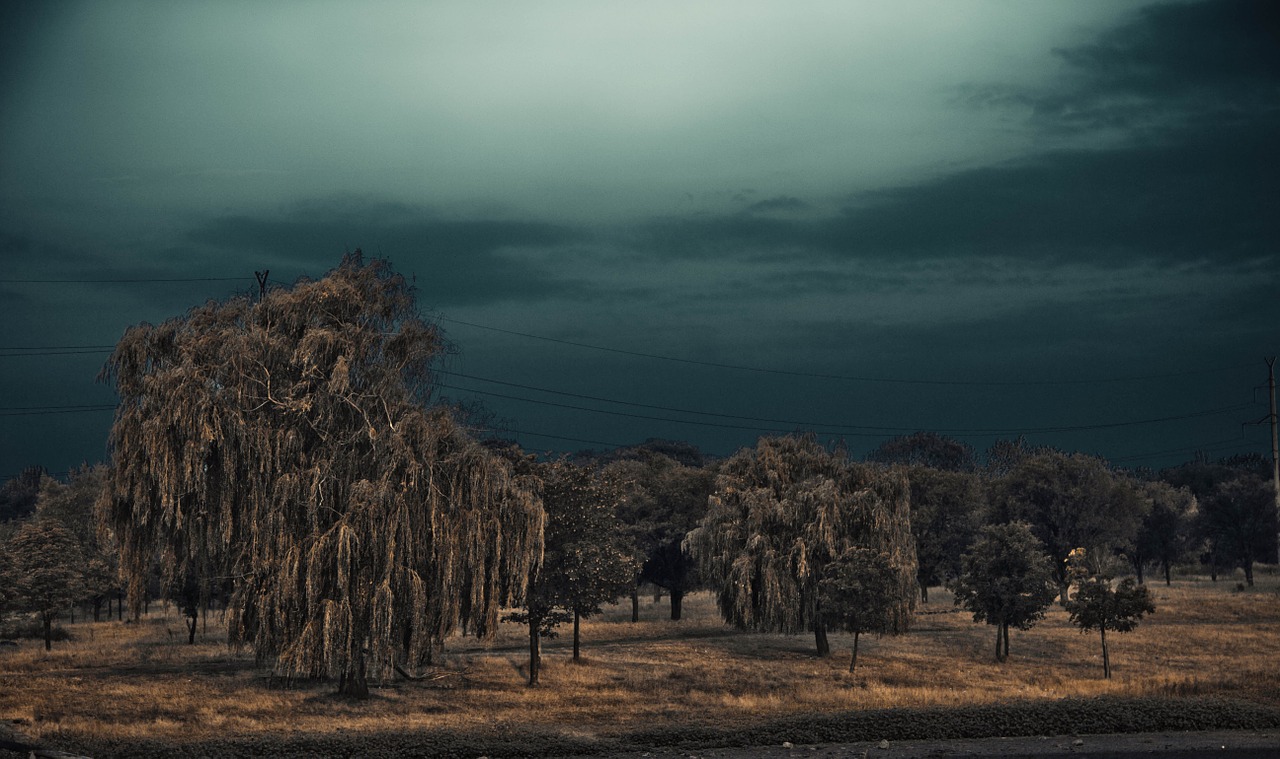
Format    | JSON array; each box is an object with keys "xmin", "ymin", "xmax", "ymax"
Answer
[{"xmin": 3, "ymin": 569, "xmax": 1278, "ymax": 749}]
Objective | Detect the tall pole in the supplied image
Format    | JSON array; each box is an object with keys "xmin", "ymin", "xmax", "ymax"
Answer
[{"xmin": 1268, "ymin": 357, "xmax": 1279, "ymax": 564}]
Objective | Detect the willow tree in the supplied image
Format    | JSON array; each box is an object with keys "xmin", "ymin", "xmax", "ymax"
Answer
[
  {"xmin": 98, "ymin": 254, "xmax": 544, "ymax": 697},
  {"xmin": 685, "ymin": 434, "xmax": 916, "ymax": 656}
]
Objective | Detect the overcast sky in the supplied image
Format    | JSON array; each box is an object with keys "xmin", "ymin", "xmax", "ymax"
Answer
[{"xmin": 2, "ymin": 0, "xmax": 1277, "ymax": 479}]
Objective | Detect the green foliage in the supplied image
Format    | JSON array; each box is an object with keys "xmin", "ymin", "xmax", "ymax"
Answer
[
  {"xmin": 949, "ymin": 522, "xmax": 1057, "ymax": 661},
  {"xmin": 686, "ymin": 434, "xmax": 916, "ymax": 653},
  {"xmin": 608, "ymin": 452, "xmax": 714, "ymax": 615},
  {"xmin": 990, "ymin": 451, "xmax": 1144, "ymax": 594},
  {"xmin": 99, "ymin": 254, "xmax": 544, "ymax": 695},
  {"xmin": 35, "ymin": 465, "xmax": 120, "ymax": 611},
  {"xmin": 1130, "ymin": 482, "xmax": 1195, "ymax": 584},
  {"xmin": 904, "ymin": 467, "xmax": 983, "ymax": 598},
  {"xmin": 1067, "ymin": 577, "xmax": 1155, "ymax": 634},
  {"xmin": 1196, "ymin": 474, "xmax": 1276, "ymax": 585},
  {"xmin": 2, "ymin": 518, "xmax": 85, "ymax": 649},
  {"xmin": 538, "ymin": 460, "xmax": 637, "ymax": 618},
  {"xmin": 819, "ymin": 547, "xmax": 899, "ymax": 637},
  {"xmin": 867, "ymin": 432, "xmax": 976, "ymax": 472}
]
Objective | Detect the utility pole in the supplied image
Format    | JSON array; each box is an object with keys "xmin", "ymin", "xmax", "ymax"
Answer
[
  {"xmin": 254, "ymin": 270, "xmax": 270, "ymax": 301},
  {"xmin": 1268, "ymin": 357, "xmax": 1279, "ymax": 564}
]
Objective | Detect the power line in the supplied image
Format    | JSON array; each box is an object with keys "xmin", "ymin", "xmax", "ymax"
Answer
[
  {"xmin": 0, "ymin": 349, "xmax": 114, "ymax": 358},
  {"xmin": 439, "ymin": 315, "xmax": 1252, "ymax": 387},
  {"xmin": 0, "ymin": 405, "xmax": 116, "ymax": 417},
  {"xmin": 0, "ymin": 344, "xmax": 116, "ymax": 351},
  {"xmin": 440, "ymin": 373, "xmax": 1254, "ymax": 436},
  {"xmin": 0, "ymin": 277, "xmax": 249, "ymax": 283}
]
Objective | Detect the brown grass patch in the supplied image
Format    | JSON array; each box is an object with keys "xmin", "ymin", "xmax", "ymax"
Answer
[{"xmin": 2, "ymin": 570, "xmax": 1278, "ymax": 750}]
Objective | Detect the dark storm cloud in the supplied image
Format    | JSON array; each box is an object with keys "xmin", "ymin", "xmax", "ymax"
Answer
[
  {"xmin": 637, "ymin": 0, "xmax": 1279, "ymax": 268},
  {"xmin": 184, "ymin": 199, "xmax": 594, "ymax": 307}
]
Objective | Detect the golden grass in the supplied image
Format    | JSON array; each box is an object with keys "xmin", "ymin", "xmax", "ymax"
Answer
[{"xmin": 3, "ymin": 570, "xmax": 1278, "ymax": 746}]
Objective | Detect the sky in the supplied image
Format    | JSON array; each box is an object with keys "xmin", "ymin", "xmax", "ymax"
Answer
[{"xmin": 1, "ymin": 0, "xmax": 1277, "ymax": 480}]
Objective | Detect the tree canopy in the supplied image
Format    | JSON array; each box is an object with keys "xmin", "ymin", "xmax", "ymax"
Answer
[
  {"xmin": 1066, "ymin": 574, "xmax": 1155, "ymax": 678},
  {"xmin": 686, "ymin": 434, "xmax": 916, "ymax": 656},
  {"xmin": 949, "ymin": 522, "xmax": 1057, "ymax": 662},
  {"xmin": 3, "ymin": 519, "xmax": 85, "ymax": 650},
  {"xmin": 990, "ymin": 451, "xmax": 1144, "ymax": 599},
  {"xmin": 98, "ymin": 254, "xmax": 544, "ymax": 696}
]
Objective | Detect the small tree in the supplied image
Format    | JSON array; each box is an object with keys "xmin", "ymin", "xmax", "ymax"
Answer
[
  {"xmin": 4, "ymin": 520, "xmax": 86, "ymax": 650},
  {"xmin": 1066, "ymin": 576, "xmax": 1155, "ymax": 678},
  {"xmin": 819, "ymin": 547, "xmax": 900, "ymax": 673},
  {"xmin": 949, "ymin": 523, "xmax": 1057, "ymax": 662},
  {"xmin": 508, "ymin": 459, "xmax": 637, "ymax": 685}
]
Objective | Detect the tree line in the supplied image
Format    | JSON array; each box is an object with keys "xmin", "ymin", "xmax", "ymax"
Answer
[{"xmin": 1, "ymin": 255, "xmax": 1274, "ymax": 691}]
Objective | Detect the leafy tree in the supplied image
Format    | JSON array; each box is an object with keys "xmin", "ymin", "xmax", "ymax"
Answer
[
  {"xmin": 818, "ymin": 547, "xmax": 901, "ymax": 673},
  {"xmin": 991, "ymin": 451, "xmax": 1144, "ymax": 601},
  {"xmin": 608, "ymin": 452, "xmax": 714, "ymax": 621},
  {"xmin": 983, "ymin": 437, "xmax": 1033, "ymax": 479},
  {"xmin": 3, "ymin": 519, "xmax": 85, "ymax": 650},
  {"xmin": 35, "ymin": 465, "xmax": 121, "ymax": 620},
  {"xmin": 949, "ymin": 523, "xmax": 1057, "ymax": 662},
  {"xmin": 686, "ymin": 434, "xmax": 916, "ymax": 657},
  {"xmin": 98, "ymin": 254, "xmax": 544, "ymax": 697},
  {"xmin": 1066, "ymin": 575, "xmax": 1155, "ymax": 678},
  {"xmin": 1197, "ymin": 474, "xmax": 1276, "ymax": 586},
  {"xmin": 867, "ymin": 431, "xmax": 976, "ymax": 472},
  {"xmin": 509, "ymin": 460, "xmax": 636, "ymax": 685},
  {"xmin": 1129, "ymin": 482, "xmax": 1196, "ymax": 585},
  {"xmin": 904, "ymin": 467, "xmax": 984, "ymax": 603},
  {"xmin": 0, "ymin": 466, "xmax": 45, "ymax": 522}
]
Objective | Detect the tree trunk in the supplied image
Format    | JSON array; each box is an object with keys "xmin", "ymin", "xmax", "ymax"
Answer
[
  {"xmin": 1100, "ymin": 626, "xmax": 1110, "ymax": 679},
  {"xmin": 117, "ymin": 592, "xmax": 124, "ymax": 621},
  {"xmin": 1135, "ymin": 561, "xmax": 1145, "ymax": 585},
  {"xmin": 337, "ymin": 655, "xmax": 369, "ymax": 698},
  {"xmin": 1243, "ymin": 560, "xmax": 1254, "ymax": 587},
  {"xmin": 1163, "ymin": 560, "xmax": 1172, "ymax": 586},
  {"xmin": 43, "ymin": 612, "xmax": 53, "ymax": 651},
  {"xmin": 1002, "ymin": 623, "xmax": 1010, "ymax": 661},
  {"xmin": 630, "ymin": 587, "xmax": 640, "ymax": 623},
  {"xmin": 814, "ymin": 618, "xmax": 830, "ymax": 657},
  {"xmin": 920, "ymin": 582, "xmax": 929, "ymax": 605},
  {"xmin": 186, "ymin": 612, "xmax": 198, "ymax": 644},
  {"xmin": 93, "ymin": 597, "xmax": 103, "ymax": 623},
  {"xmin": 528, "ymin": 620, "xmax": 541, "ymax": 687},
  {"xmin": 670, "ymin": 588, "xmax": 683, "ymax": 621},
  {"xmin": 572, "ymin": 609, "xmax": 581, "ymax": 663},
  {"xmin": 849, "ymin": 630, "xmax": 860, "ymax": 673}
]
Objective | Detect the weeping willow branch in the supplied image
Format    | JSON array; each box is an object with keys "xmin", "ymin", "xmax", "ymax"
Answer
[{"xmin": 97, "ymin": 254, "xmax": 544, "ymax": 696}]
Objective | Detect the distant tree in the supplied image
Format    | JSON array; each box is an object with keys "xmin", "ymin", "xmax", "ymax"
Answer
[
  {"xmin": 0, "ymin": 465, "xmax": 45, "ymax": 522},
  {"xmin": 868, "ymin": 432, "xmax": 976, "ymax": 472},
  {"xmin": 4, "ymin": 520, "xmax": 86, "ymax": 650},
  {"xmin": 686, "ymin": 434, "xmax": 916, "ymax": 657},
  {"xmin": 905, "ymin": 467, "xmax": 984, "ymax": 603},
  {"xmin": 949, "ymin": 523, "xmax": 1058, "ymax": 662},
  {"xmin": 35, "ymin": 465, "xmax": 120, "ymax": 619},
  {"xmin": 819, "ymin": 547, "xmax": 901, "ymax": 673},
  {"xmin": 1197, "ymin": 474, "xmax": 1276, "ymax": 586},
  {"xmin": 1066, "ymin": 575, "xmax": 1155, "ymax": 678},
  {"xmin": 991, "ymin": 451, "xmax": 1143, "ymax": 601},
  {"xmin": 983, "ymin": 437, "xmax": 1032, "ymax": 479},
  {"xmin": 608, "ymin": 452, "xmax": 714, "ymax": 621},
  {"xmin": 99, "ymin": 255, "xmax": 544, "ymax": 697},
  {"xmin": 1129, "ymin": 482, "xmax": 1196, "ymax": 585}
]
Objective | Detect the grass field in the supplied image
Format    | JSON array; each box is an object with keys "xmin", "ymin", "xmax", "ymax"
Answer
[{"xmin": 2, "ymin": 569, "xmax": 1279, "ymax": 755}]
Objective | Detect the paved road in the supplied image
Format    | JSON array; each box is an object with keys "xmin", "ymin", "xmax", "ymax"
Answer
[{"xmin": 605, "ymin": 729, "xmax": 1280, "ymax": 758}]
